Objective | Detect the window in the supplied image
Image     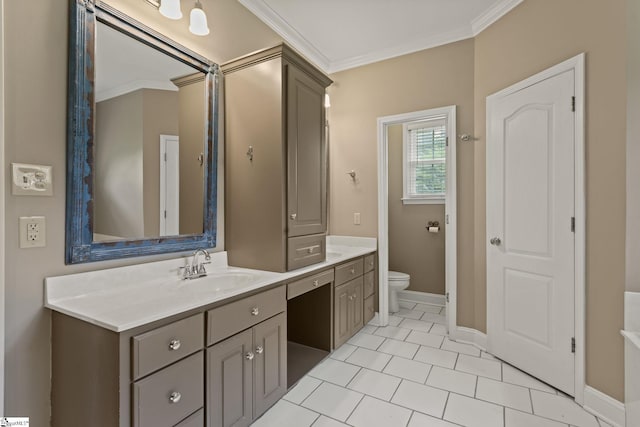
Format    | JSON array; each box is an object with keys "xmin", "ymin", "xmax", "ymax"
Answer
[{"xmin": 402, "ymin": 117, "xmax": 447, "ymax": 204}]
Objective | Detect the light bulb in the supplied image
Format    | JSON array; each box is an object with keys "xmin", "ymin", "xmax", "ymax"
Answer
[
  {"xmin": 189, "ymin": 1, "xmax": 210, "ymax": 36},
  {"xmin": 159, "ymin": 0, "xmax": 182, "ymax": 20},
  {"xmin": 324, "ymin": 93, "xmax": 331, "ymax": 108}
]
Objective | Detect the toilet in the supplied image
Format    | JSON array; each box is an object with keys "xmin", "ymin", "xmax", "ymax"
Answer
[{"xmin": 388, "ymin": 271, "xmax": 410, "ymax": 313}]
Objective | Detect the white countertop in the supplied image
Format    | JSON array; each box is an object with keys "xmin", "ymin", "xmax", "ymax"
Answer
[{"xmin": 45, "ymin": 236, "xmax": 377, "ymax": 332}]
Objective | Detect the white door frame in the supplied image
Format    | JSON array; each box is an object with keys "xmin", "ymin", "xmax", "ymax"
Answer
[
  {"xmin": 376, "ymin": 106, "xmax": 457, "ymax": 334},
  {"xmin": 486, "ymin": 53, "xmax": 585, "ymax": 404}
]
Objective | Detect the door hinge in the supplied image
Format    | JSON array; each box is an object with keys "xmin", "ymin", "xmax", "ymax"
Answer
[
  {"xmin": 164, "ymin": 210, "xmax": 167, "ymax": 219},
  {"xmin": 446, "ymin": 137, "xmax": 449, "ymax": 147},
  {"xmin": 571, "ymin": 337, "xmax": 576, "ymax": 353},
  {"xmin": 445, "ymin": 292, "xmax": 449, "ymax": 303},
  {"xmin": 164, "ymin": 153, "xmax": 167, "ymax": 162},
  {"xmin": 446, "ymin": 214, "xmax": 449, "ymax": 225},
  {"xmin": 571, "ymin": 217, "xmax": 575, "ymax": 232},
  {"xmin": 571, "ymin": 96, "xmax": 576, "ymax": 112}
]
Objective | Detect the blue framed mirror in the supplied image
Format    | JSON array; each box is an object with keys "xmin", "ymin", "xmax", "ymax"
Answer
[{"xmin": 66, "ymin": 0, "xmax": 218, "ymax": 264}]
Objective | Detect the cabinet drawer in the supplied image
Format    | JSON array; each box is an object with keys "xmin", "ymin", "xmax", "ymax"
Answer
[
  {"xmin": 363, "ymin": 271, "xmax": 375, "ymax": 298},
  {"xmin": 132, "ymin": 313, "xmax": 204, "ymax": 380},
  {"xmin": 335, "ymin": 258, "xmax": 363, "ymax": 286},
  {"xmin": 287, "ymin": 268, "xmax": 334, "ymax": 299},
  {"xmin": 288, "ymin": 234, "xmax": 326, "ymax": 270},
  {"xmin": 364, "ymin": 295, "xmax": 375, "ymax": 325},
  {"xmin": 364, "ymin": 253, "xmax": 376, "ymax": 273},
  {"xmin": 207, "ymin": 286, "xmax": 286, "ymax": 346},
  {"xmin": 133, "ymin": 351, "xmax": 204, "ymax": 427},
  {"xmin": 176, "ymin": 409, "xmax": 204, "ymax": 427}
]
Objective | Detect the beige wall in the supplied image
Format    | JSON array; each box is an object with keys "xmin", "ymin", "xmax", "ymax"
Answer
[
  {"xmin": 388, "ymin": 124, "xmax": 445, "ymax": 294},
  {"xmin": 95, "ymin": 91, "xmax": 145, "ymax": 238},
  {"xmin": 628, "ymin": 0, "xmax": 640, "ymax": 292},
  {"xmin": 474, "ymin": 0, "xmax": 627, "ymax": 401},
  {"xmin": 328, "ymin": 39, "xmax": 477, "ymax": 326},
  {"xmin": 3, "ymin": 0, "xmax": 280, "ymax": 423}
]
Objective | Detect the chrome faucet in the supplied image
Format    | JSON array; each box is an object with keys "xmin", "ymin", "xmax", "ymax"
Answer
[{"xmin": 181, "ymin": 249, "xmax": 211, "ymax": 280}]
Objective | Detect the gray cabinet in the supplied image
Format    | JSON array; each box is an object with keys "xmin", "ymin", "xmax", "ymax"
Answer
[
  {"xmin": 223, "ymin": 44, "xmax": 332, "ymax": 272},
  {"xmin": 207, "ymin": 313, "xmax": 287, "ymax": 427},
  {"xmin": 334, "ymin": 277, "xmax": 364, "ymax": 348}
]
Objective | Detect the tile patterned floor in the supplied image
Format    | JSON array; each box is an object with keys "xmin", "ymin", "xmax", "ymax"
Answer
[{"xmin": 251, "ymin": 300, "xmax": 610, "ymax": 427}]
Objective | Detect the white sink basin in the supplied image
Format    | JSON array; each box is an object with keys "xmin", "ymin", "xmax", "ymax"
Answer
[{"xmin": 177, "ymin": 271, "xmax": 264, "ymax": 295}]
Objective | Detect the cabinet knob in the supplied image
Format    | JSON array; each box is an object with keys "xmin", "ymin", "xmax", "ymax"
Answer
[
  {"xmin": 169, "ymin": 391, "xmax": 182, "ymax": 404},
  {"xmin": 255, "ymin": 346, "xmax": 264, "ymax": 354},
  {"xmin": 246, "ymin": 351, "xmax": 255, "ymax": 360},
  {"xmin": 168, "ymin": 339, "xmax": 181, "ymax": 351},
  {"xmin": 313, "ymin": 280, "xmax": 319, "ymax": 287},
  {"xmin": 290, "ymin": 213, "xmax": 297, "ymax": 220},
  {"xmin": 369, "ymin": 261, "xmax": 374, "ymax": 267},
  {"xmin": 251, "ymin": 307, "xmax": 260, "ymax": 316},
  {"xmin": 307, "ymin": 247, "xmax": 314, "ymax": 254},
  {"xmin": 350, "ymin": 268, "xmax": 355, "ymax": 275}
]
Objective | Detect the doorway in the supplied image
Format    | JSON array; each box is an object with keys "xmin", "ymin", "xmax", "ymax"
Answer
[
  {"xmin": 376, "ymin": 106, "xmax": 457, "ymax": 334},
  {"xmin": 486, "ymin": 54, "xmax": 585, "ymax": 401},
  {"xmin": 159, "ymin": 134, "xmax": 180, "ymax": 236}
]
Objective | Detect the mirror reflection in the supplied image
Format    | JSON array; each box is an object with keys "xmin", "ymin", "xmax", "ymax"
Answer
[{"xmin": 93, "ymin": 22, "xmax": 206, "ymax": 242}]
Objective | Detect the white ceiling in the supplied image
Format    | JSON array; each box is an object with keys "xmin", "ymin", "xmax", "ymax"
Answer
[
  {"xmin": 95, "ymin": 22, "xmax": 197, "ymax": 102},
  {"xmin": 239, "ymin": 0, "xmax": 524, "ymax": 73}
]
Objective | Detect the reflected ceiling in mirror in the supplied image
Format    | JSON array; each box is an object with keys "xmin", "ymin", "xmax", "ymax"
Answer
[{"xmin": 66, "ymin": 0, "xmax": 219, "ymax": 264}]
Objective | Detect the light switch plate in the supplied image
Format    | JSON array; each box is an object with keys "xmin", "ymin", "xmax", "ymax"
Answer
[
  {"xmin": 19, "ymin": 216, "xmax": 46, "ymax": 248},
  {"xmin": 12, "ymin": 163, "xmax": 53, "ymax": 196}
]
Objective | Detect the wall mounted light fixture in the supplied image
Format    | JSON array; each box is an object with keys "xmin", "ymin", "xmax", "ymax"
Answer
[{"xmin": 146, "ymin": 0, "xmax": 210, "ymax": 36}]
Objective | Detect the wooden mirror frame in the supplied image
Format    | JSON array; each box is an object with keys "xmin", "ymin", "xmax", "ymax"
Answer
[{"xmin": 66, "ymin": 0, "xmax": 219, "ymax": 264}]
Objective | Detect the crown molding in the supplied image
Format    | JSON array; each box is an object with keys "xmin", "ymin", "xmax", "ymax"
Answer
[
  {"xmin": 238, "ymin": 0, "xmax": 331, "ymax": 72},
  {"xmin": 329, "ymin": 26, "xmax": 473, "ymax": 73},
  {"xmin": 471, "ymin": 0, "xmax": 524, "ymax": 35},
  {"xmin": 241, "ymin": 0, "xmax": 524, "ymax": 74}
]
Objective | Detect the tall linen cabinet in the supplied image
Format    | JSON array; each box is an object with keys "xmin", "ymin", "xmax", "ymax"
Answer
[{"xmin": 223, "ymin": 44, "xmax": 333, "ymax": 272}]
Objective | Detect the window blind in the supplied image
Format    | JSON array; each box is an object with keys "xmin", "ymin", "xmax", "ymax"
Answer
[{"xmin": 405, "ymin": 118, "xmax": 446, "ymax": 199}]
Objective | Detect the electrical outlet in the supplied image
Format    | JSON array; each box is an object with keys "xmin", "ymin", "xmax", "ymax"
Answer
[
  {"xmin": 19, "ymin": 216, "xmax": 46, "ymax": 248},
  {"xmin": 354, "ymin": 212, "xmax": 361, "ymax": 225}
]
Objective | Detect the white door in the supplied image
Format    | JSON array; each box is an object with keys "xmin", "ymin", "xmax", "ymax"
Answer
[
  {"xmin": 160, "ymin": 135, "xmax": 180, "ymax": 236},
  {"xmin": 487, "ymin": 69, "xmax": 576, "ymax": 395}
]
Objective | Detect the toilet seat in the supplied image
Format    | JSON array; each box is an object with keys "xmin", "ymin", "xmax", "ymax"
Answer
[{"xmin": 389, "ymin": 271, "xmax": 410, "ymax": 281}]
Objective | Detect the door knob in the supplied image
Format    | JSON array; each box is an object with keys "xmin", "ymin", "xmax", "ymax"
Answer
[{"xmin": 490, "ymin": 237, "xmax": 502, "ymax": 246}]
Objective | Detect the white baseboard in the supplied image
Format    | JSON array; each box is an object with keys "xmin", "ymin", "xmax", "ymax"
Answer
[
  {"xmin": 583, "ymin": 386, "xmax": 625, "ymax": 427},
  {"xmin": 398, "ymin": 290, "xmax": 446, "ymax": 306},
  {"xmin": 451, "ymin": 326, "xmax": 487, "ymax": 351}
]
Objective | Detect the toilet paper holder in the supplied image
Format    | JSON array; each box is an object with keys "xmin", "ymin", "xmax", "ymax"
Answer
[{"xmin": 426, "ymin": 221, "xmax": 440, "ymax": 233}]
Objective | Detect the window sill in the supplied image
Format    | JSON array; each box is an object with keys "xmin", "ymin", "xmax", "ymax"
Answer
[{"xmin": 401, "ymin": 198, "xmax": 445, "ymax": 205}]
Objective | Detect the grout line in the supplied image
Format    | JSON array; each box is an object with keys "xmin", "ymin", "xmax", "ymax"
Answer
[
  {"xmin": 294, "ymin": 378, "xmax": 325, "ymax": 407},
  {"xmin": 343, "ymin": 393, "xmax": 366, "ymax": 424},
  {"xmin": 441, "ymin": 391, "xmax": 451, "ymax": 420},
  {"xmin": 389, "ymin": 376, "xmax": 404, "ymax": 402}
]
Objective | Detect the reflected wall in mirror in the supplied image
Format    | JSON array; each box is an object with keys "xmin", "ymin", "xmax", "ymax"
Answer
[
  {"xmin": 93, "ymin": 22, "xmax": 205, "ymax": 242},
  {"xmin": 66, "ymin": 0, "xmax": 219, "ymax": 264}
]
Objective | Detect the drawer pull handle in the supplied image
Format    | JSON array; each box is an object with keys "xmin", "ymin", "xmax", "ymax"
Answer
[
  {"xmin": 290, "ymin": 213, "xmax": 297, "ymax": 220},
  {"xmin": 246, "ymin": 351, "xmax": 255, "ymax": 360},
  {"xmin": 255, "ymin": 346, "xmax": 264, "ymax": 354},
  {"xmin": 308, "ymin": 247, "xmax": 314, "ymax": 254},
  {"xmin": 169, "ymin": 391, "xmax": 182, "ymax": 404},
  {"xmin": 313, "ymin": 280, "xmax": 319, "ymax": 287},
  {"xmin": 251, "ymin": 307, "xmax": 260, "ymax": 316},
  {"xmin": 168, "ymin": 339, "xmax": 181, "ymax": 351},
  {"xmin": 350, "ymin": 268, "xmax": 355, "ymax": 275}
]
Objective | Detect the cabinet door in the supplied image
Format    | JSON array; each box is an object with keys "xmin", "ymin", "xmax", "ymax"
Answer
[
  {"xmin": 350, "ymin": 280, "xmax": 364, "ymax": 333},
  {"xmin": 287, "ymin": 64, "xmax": 327, "ymax": 237},
  {"xmin": 334, "ymin": 283, "xmax": 350, "ymax": 348},
  {"xmin": 207, "ymin": 329, "xmax": 253, "ymax": 427},
  {"xmin": 253, "ymin": 312, "xmax": 287, "ymax": 418}
]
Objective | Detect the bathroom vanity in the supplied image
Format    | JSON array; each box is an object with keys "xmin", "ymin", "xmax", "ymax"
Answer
[{"xmin": 46, "ymin": 237, "xmax": 377, "ymax": 427}]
